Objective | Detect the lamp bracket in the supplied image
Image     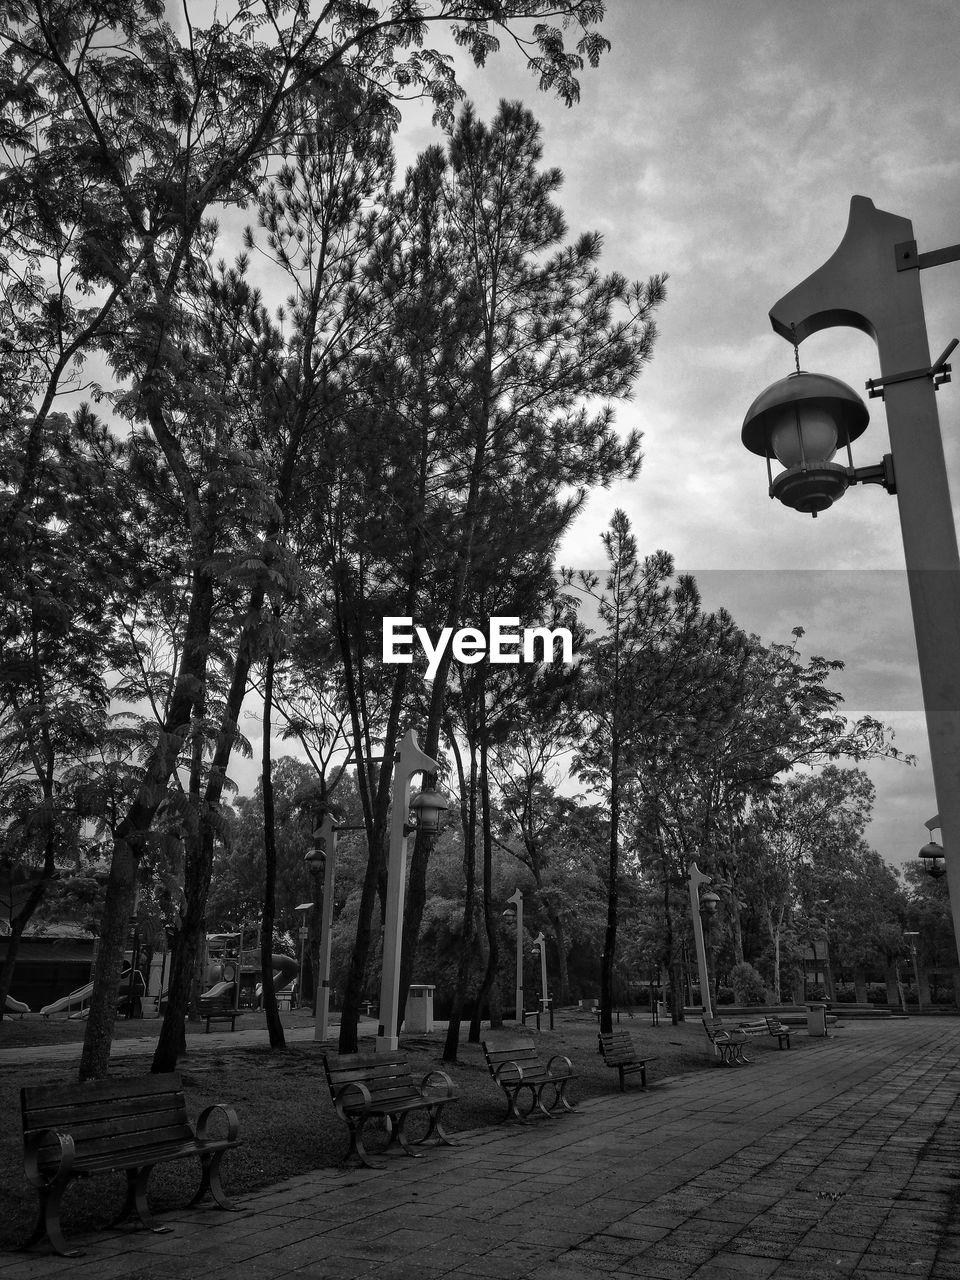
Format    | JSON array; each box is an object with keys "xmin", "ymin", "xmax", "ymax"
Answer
[
  {"xmin": 895, "ymin": 238, "xmax": 960, "ymax": 272},
  {"xmin": 850, "ymin": 453, "xmax": 897, "ymax": 495},
  {"xmin": 865, "ymin": 339, "xmax": 957, "ymax": 399}
]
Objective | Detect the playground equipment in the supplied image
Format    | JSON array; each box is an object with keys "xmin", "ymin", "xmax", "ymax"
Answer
[
  {"xmin": 40, "ymin": 978, "xmax": 94, "ymax": 1018},
  {"xmin": 4, "ymin": 994, "xmax": 30, "ymax": 1015},
  {"xmin": 203, "ymin": 931, "xmax": 297, "ymax": 1009},
  {"xmin": 40, "ymin": 967, "xmax": 141, "ymax": 1018},
  {"xmin": 255, "ymin": 955, "xmax": 299, "ymax": 1005}
]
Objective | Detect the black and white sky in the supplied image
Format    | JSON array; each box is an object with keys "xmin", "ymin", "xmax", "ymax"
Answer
[{"xmin": 230, "ymin": 0, "xmax": 960, "ymax": 869}]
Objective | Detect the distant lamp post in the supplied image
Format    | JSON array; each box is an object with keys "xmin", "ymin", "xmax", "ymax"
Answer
[
  {"xmin": 532, "ymin": 932, "xmax": 548, "ymax": 1010},
  {"xmin": 295, "ymin": 900, "xmax": 312, "ymax": 1010},
  {"xmin": 920, "ymin": 814, "xmax": 946, "ymax": 880},
  {"xmin": 504, "ymin": 889, "xmax": 524, "ymax": 1021},
  {"xmin": 687, "ymin": 861, "xmax": 715, "ymax": 1019},
  {"xmin": 305, "ymin": 814, "xmax": 341, "ymax": 1042},
  {"xmin": 919, "ymin": 841, "xmax": 946, "ymax": 880},
  {"xmin": 903, "ymin": 930, "xmax": 922, "ymax": 1013},
  {"xmin": 377, "ymin": 729, "xmax": 447, "ymax": 1053},
  {"xmin": 741, "ymin": 194, "xmax": 960, "ymax": 967},
  {"xmin": 302, "ymin": 842, "xmax": 325, "ymax": 1018}
]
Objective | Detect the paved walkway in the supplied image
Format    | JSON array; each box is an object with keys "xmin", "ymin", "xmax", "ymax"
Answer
[{"xmin": 3, "ymin": 1019, "xmax": 960, "ymax": 1279}]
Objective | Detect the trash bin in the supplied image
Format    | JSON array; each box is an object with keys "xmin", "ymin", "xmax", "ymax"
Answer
[
  {"xmin": 406, "ymin": 983, "xmax": 435, "ymax": 1033},
  {"xmin": 806, "ymin": 1001, "xmax": 828, "ymax": 1037}
]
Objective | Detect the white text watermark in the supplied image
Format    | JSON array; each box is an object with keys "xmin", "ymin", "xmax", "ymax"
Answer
[{"xmin": 382, "ymin": 617, "xmax": 574, "ymax": 682}]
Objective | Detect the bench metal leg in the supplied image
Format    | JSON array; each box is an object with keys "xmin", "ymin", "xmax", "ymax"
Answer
[
  {"xmin": 415, "ymin": 1104, "xmax": 458, "ymax": 1150},
  {"xmin": 385, "ymin": 1113, "xmax": 424, "ymax": 1160},
  {"xmin": 191, "ymin": 1151, "xmax": 238, "ymax": 1210},
  {"xmin": 23, "ymin": 1182, "xmax": 80, "ymax": 1258},
  {"xmin": 502, "ymin": 1085, "xmax": 539, "ymax": 1124},
  {"xmin": 342, "ymin": 1116, "xmax": 385, "ymax": 1169},
  {"xmin": 115, "ymin": 1166, "xmax": 171, "ymax": 1232}
]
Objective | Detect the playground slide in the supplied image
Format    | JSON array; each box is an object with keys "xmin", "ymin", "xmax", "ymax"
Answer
[
  {"xmin": 41, "ymin": 979, "xmax": 94, "ymax": 1017},
  {"xmin": 40, "ymin": 967, "xmax": 135, "ymax": 1018},
  {"xmin": 200, "ymin": 979, "xmax": 236, "ymax": 1001},
  {"xmin": 256, "ymin": 955, "xmax": 299, "ymax": 1000},
  {"xmin": 5, "ymin": 995, "xmax": 30, "ymax": 1015}
]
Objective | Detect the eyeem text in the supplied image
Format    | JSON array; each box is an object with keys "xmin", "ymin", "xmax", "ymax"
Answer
[{"xmin": 382, "ymin": 617, "xmax": 575, "ymax": 682}]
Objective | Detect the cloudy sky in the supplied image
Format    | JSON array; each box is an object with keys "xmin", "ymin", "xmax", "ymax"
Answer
[
  {"xmin": 210, "ymin": 1, "xmax": 960, "ymax": 870},
  {"xmin": 383, "ymin": 0, "xmax": 960, "ymax": 870}
]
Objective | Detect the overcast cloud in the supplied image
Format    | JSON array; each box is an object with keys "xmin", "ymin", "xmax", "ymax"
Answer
[{"xmin": 229, "ymin": 2, "xmax": 960, "ymax": 869}]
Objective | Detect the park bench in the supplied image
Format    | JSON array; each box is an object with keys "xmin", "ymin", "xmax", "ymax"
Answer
[
  {"xmin": 598, "ymin": 1030, "xmax": 657, "ymax": 1091},
  {"xmin": 481, "ymin": 1038, "xmax": 577, "ymax": 1123},
  {"xmin": 322, "ymin": 1052, "xmax": 459, "ymax": 1169},
  {"xmin": 199, "ymin": 991, "xmax": 241, "ymax": 1032},
  {"xmin": 738, "ymin": 1013, "xmax": 791, "ymax": 1049},
  {"xmin": 702, "ymin": 1015, "xmax": 751, "ymax": 1066},
  {"xmin": 20, "ymin": 1071, "xmax": 240, "ymax": 1257}
]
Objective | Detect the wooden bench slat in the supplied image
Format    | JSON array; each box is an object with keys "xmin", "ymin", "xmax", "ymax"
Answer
[
  {"xmin": 23, "ymin": 1093, "xmax": 187, "ymax": 1128},
  {"xmin": 481, "ymin": 1039, "xmax": 577, "ymax": 1124},
  {"xmin": 702, "ymin": 1015, "xmax": 751, "ymax": 1065},
  {"xmin": 598, "ymin": 1031, "xmax": 655, "ymax": 1091},
  {"xmin": 322, "ymin": 1052, "xmax": 459, "ymax": 1169},
  {"xmin": 23, "ymin": 1073, "xmax": 183, "ymax": 1111},
  {"xmin": 20, "ymin": 1071, "xmax": 240, "ymax": 1258}
]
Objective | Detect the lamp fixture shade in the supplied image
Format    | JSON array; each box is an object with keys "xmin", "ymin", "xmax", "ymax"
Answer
[
  {"xmin": 741, "ymin": 370, "xmax": 869, "ymax": 458},
  {"xmin": 919, "ymin": 840, "xmax": 947, "ymax": 879},
  {"xmin": 742, "ymin": 371, "xmax": 871, "ymax": 516},
  {"xmin": 769, "ymin": 404, "xmax": 839, "ymax": 468},
  {"xmin": 303, "ymin": 844, "xmax": 325, "ymax": 874},
  {"xmin": 409, "ymin": 787, "xmax": 448, "ymax": 834}
]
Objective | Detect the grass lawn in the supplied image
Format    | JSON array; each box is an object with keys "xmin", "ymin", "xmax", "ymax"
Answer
[{"xmin": 0, "ymin": 1004, "xmax": 791, "ymax": 1250}]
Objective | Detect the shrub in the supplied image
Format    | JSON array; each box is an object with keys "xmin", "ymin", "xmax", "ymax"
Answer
[{"xmin": 730, "ymin": 961, "xmax": 768, "ymax": 1005}]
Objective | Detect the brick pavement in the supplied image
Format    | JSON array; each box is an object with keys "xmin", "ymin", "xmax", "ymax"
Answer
[{"xmin": 2, "ymin": 1018, "xmax": 959, "ymax": 1279}]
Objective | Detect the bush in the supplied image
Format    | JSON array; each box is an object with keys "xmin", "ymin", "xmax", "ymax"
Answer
[
  {"xmin": 716, "ymin": 986, "xmax": 735, "ymax": 1005},
  {"xmin": 730, "ymin": 961, "xmax": 767, "ymax": 1005}
]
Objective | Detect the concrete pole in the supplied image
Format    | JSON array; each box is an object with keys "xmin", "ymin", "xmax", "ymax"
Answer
[
  {"xmin": 533, "ymin": 931, "xmax": 547, "ymax": 1009},
  {"xmin": 688, "ymin": 861, "xmax": 713, "ymax": 1019},
  {"xmin": 508, "ymin": 888, "xmax": 524, "ymax": 1020},
  {"xmin": 769, "ymin": 195, "xmax": 960, "ymax": 970},
  {"xmin": 376, "ymin": 729, "xmax": 440, "ymax": 1053},
  {"xmin": 313, "ymin": 814, "xmax": 339, "ymax": 1043}
]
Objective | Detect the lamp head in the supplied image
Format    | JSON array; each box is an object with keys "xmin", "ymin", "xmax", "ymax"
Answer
[
  {"xmin": 918, "ymin": 840, "xmax": 946, "ymax": 879},
  {"xmin": 409, "ymin": 787, "xmax": 448, "ymax": 835},
  {"xmin": 304, "ymin": 842, "xmax": 326, "ymax": 875},
  {"xmin": 742, "ymin": 370, "xmax": 869, "ymax": 516},
  {"xmin": 700, "ymin": 890, "xmax": 721, "ymax": 917}
]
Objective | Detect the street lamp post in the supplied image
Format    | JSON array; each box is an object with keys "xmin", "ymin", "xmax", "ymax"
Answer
[
  {"xmin": 506, "ymin": 888, "xmax": 524, "ymax": 1021},
  {"xmin": 741, "ymin": 195, "xmax": 960, "ymax": 968},
  {"xmin": 687, "ymin": 861, "xmax": 715, "ymax": 1019},
  {"xmin": 312, "ymin": 814, "xmax": 340, "ymax": 1042},
  {"xmin": 532, "ymin": 932, "xmax": 548, "ymax": 1009},
  {"xmin": 904, "ymin": 930, "xmax": 922, "ymax": 1013},
  {"xmin": 376, "ymin": 729, "xmax": 446, "ymax": 1053}
]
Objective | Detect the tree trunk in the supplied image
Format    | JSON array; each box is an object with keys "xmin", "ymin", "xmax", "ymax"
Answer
[
  {"xmin": 152, "ymin": 585, "xmax": 265, "ymax": 1073},
  {"xmin": 599, "ymin": 729, "xmax": 620, "ymax": 1035},
  {"xmin": 468, "ymin": 721, "xmax": 499, "ymax": 1043},
  {"xmin": 260, "ymin": 645, "xmax": 286, "ymax": 1049},
  {"xmin": 79, "ymin": 567, "xmax": 214, "ymax": 1081},
  {"xmin": 442, "ymin": 731, "xmax": 477, "ymax": 1063},
  {"xmin": 0, "ymin": 876, "xmax": 49, "ymax": 1017},
  {"xmin": 854, "ymin": 967, "xmax": 868, "ymax": 1004}
]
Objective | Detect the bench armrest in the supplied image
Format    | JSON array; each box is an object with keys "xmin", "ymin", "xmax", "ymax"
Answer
[
  {"xmin": 546, "ymin": 1054, "xmax": 575, "ymax": 1078},
  {"xmin": 23, "ymin": 1129, "xmax": 75, "ymax": 1188},
  {"xmin": 333, "ymin": 1080, "xmax": 373, "ymax": 1119},
  {"xmin": 492, "ymin": 1058, "xmax": 525, "ymax": 1083},
  {"xmin": 420, "ymin": 1068, "xmax": 456, "ymax": 1100},
  {"xmin": 196, "ymin": 1104, "xmax": 241, "ymax": 1144}
]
